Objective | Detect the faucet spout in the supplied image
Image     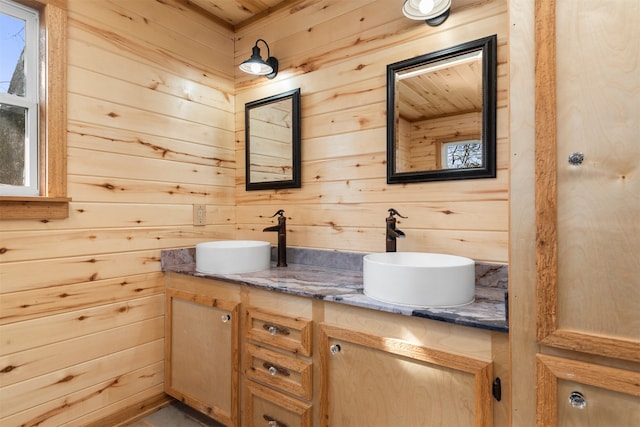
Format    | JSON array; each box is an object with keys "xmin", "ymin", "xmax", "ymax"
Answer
[
  {"xmin": 386, "ymin": 208, "xmax": 407, "ymax": 252},
  {"xmin": 389, "ymin": 228, "xmax": 405, "ymax": 239},
  {"xmin": 263, "ymin": 209, "xmax": 287, "ymax": 267}
]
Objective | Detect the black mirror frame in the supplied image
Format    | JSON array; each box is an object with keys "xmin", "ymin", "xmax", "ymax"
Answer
[
  {"xmin": 245, "ymin": 88, "xmax": 301, "ymax": 191},
  {"xmin": 386, "ymin": 35, "xmax": 497, "ymax": 184}
]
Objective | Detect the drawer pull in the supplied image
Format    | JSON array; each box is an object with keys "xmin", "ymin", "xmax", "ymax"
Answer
[
  {"xmin": 262, "ymin": 362, "xmax": 290, "ymax": 377},
  {"xmin": 263, "ymin": 414, "xmax": 288, "ymax": 427},
  {"xmin": 263, "ymin": 323, "xmax": 290, "ymax": 336}
]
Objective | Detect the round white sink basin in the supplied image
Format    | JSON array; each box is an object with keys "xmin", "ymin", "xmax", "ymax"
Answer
[
  {"xmin": 363, "ymin": 252, "xmax": 475, "ymax": 308},
  {"xmin": 196, "ymin": 240, "xmax": 271, "ymax": 274}
]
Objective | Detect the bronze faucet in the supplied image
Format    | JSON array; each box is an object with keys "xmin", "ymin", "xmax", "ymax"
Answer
[
  {"xmin": 263, "ymin": 209, "xmax": 287, "ymax": 267},
  {"xmin": 386, "ymin": 208, "xmax": 407, "ymax": 252}
]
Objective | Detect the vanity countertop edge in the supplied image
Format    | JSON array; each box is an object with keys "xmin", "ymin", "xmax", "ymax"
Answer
[{"xmin": 161, "ymin": 247, "xmax": 508, "ymax": 333}]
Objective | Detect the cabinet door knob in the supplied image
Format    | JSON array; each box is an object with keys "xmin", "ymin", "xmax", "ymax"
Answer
[
  {"xmin": 221, "ymin": 314, "xmax": 231, "ymax": 323},
  {"xmin": 330, "ymin": 344, "xmax": 341, "ymax": 355},
  {"xmin": 568, "ymin": 152, "xmax": 584, "ymax": 165},
  {"xmin": 569, "ymin": 391, "xmax": 587, "ymax": 409}
]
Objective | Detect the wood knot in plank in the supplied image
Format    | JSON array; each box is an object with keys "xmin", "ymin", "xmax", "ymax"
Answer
[
  {"xmin": 1, "ymin": 365, "xmax": 16, "ymax": 373},
  {"xmin": 57, "ymin": 375, "xmax": 75, "ymax": 384}
]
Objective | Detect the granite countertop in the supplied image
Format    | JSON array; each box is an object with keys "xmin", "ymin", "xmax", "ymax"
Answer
[{"xmin": 161, "ymin": 247, "xmax": 509, "ymax": 333}]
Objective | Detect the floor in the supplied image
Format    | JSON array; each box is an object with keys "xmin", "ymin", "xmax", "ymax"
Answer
[{"xmin": 127, "ymin": 402, "xmax": 224, "ymax": 427}]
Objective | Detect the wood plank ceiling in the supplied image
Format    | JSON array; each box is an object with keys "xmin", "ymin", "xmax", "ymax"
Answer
[{"xmin": 182, "ymin": 0, "xmax": 296, "ymax": 29}]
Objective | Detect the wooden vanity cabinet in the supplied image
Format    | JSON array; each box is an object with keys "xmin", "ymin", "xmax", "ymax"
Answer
[
  {"xmin": 165, "ymin": 274, "xmax": 241, "ymax": 426},
  {"xmin": 164, "ymin": 275, "xmax": 509, "ymax": 426}
]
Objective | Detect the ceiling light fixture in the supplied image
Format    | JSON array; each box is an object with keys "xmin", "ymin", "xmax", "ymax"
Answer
[
  {"xmin": 402, "ymin": 0, "xmax": 452, "ymax": 26},
  {"xmin": 239, "ymin": 39, "xmax": 278, "ymax": 79}
]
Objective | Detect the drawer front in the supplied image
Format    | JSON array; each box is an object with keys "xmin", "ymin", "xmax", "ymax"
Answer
[
  {"xmin": 245, "ymin": 343, "xmax": 313, "ymax": 400},
  {"xmin": 246, "ymin": 307, "xmax": 312, "ymax": 356},
  {"xmin": 246, "ymin": 381, "xmax": 312, "ymax": 427}
]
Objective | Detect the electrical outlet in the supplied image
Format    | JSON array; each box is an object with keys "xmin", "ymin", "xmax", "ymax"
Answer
[{"xmin": 193, "ymin": 204, "xmax": 206, "ymax": 226}]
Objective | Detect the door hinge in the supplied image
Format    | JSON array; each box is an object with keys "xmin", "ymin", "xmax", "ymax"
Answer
[{"xmin": 492, "ymin": 377, "xmax": 502, "ymax": 401}]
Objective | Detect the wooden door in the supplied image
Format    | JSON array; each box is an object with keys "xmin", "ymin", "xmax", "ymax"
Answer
[
  {"xmin": 319, "ymin": 323, "xmax": 492, "ymax": 427},
  {"xmin": 165, "ymin": 288, "xmax": 240, "ymax": 426},
  {"xmin": 535, "ymin": 0, "xmax": 640, "ymax": 362}
]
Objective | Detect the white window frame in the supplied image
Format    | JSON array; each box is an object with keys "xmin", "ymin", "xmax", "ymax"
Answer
[{"xmin": 0, "ymin": 0, "xmax": 39, "ymax": 196}]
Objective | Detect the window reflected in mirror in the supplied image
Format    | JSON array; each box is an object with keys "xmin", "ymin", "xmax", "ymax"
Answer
[{"xmin": 439, "ymin": 139, "xmax": 483, "ymax": 169}]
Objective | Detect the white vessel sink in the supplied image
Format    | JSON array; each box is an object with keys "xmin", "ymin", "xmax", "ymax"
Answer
[
  {"xmin": 363, "ymin": 252, "xmax": 475, "ymax": 308},
  {"xmin": 196, "ymin": 240, "xmax": 271, "ymax": 274}
]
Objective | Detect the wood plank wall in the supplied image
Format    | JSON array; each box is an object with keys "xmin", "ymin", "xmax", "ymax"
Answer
[
  {"xmin": 1, "ymin": 0, "xmax": 508, "ymax": 424},
  {"xmin": 0, "ymin": 0, "xmax": 235, "ymax": 424},
  {"xmin": 234, "ymin": 0, "xmax": 509, "ymax": 263}
]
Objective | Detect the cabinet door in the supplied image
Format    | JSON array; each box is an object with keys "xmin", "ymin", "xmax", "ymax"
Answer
[
  {"xmin": 535, "ymin": 0, "xmax": 640, "ymax": 361},
  {"xmin": 165, "ymin": 289, "xmax": 239, "ymax": 426},
  {"xmin": 319, "ymin": 324, "xmax": 492, "ymax": 427},
  {"xmin": 537, "ymin": 355, "xmax": 640, "ymax": 426}
]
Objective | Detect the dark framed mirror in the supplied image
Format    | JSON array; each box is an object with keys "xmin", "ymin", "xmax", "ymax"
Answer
[
  {"xmin": 245, "ymin": 88, "xmax": 301, "ymax": 191},
  {"xmin": 387, "ymin": 35, "xmax": 497, "ymax": 183}
]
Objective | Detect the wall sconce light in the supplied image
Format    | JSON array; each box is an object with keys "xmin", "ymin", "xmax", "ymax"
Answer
[
  {"xmin": 239, "ymin": 39, "xmax": 279, "ymax": 79},
  {"xmin": 402, "ymin": 0, "xmax": 451, "ymax": 26}
]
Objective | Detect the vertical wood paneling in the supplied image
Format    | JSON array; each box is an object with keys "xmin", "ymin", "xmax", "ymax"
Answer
[
  {"xmin": 234, "ymin": 0, "xmax": 509, "ymax": 263},
  {"xmin": 0, "ymin": 0, "xmax": 234, "ymax": 425}
]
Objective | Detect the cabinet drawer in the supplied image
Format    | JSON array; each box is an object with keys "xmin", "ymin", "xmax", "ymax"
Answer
[
  {"xmin": 246, "ymin": 307, "xmax": 312, "ymax": 356},
  {"xmin": 245, "ymin": 343, "xmax": 313, "ymax": 400},
  {"xmin": 246, "ymin": 381, "xmax": 312, "ymax": 427}
]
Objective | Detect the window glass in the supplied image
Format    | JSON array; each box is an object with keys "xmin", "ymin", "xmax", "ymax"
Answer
[
  {"xmin": 0, "ymin": 0, "xmax": 39, "ymax": 195},
  {"xmin": 0, "ymin": 10, "xmax": 25, "ymax": 96},
  {"xmin": 0, "ymin": 102, "xmax": 26, "ymax": 185}
]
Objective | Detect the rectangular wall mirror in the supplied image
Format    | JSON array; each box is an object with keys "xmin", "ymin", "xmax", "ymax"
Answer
[
  {"xmin": 245, "ymin": 88, "xmax": 301, "ymax": 191},
  {"xmin": 387, "ymin": 35, "xmax": 497, "ymax": 183}
]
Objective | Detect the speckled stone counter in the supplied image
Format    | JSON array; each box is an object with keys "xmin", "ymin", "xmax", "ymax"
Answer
[{"xmin": 161, "ymin": 247, "xmax": 509, "ymax": 332}]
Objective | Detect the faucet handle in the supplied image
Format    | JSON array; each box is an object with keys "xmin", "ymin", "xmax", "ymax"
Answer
[
  {"xmin": 270, "ymin": 209, "xmax": 285, "ymax": 218},
  {"xmin": 388, "ymin": 208, "xmax": 407, "ymax": 219}
]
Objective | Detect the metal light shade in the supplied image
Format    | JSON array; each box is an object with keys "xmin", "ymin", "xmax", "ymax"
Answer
[
  {"xmin": 402, "ymin": 0, "xmax": 451, "ymax": 26},
  {"xmin": 239, "ymin": 39, "xmax": 278, "ymax": 79}
]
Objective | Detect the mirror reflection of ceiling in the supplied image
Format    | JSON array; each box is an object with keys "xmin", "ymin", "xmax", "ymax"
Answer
[{"xmin": 396, "ymin": 51, "xmax": 483, "ymax": 122}]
